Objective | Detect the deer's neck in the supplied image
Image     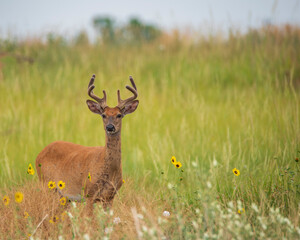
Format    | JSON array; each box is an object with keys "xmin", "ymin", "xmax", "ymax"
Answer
[{"xmin": 104, "ymin": 133, "xmax": 121, "ymax": 166}]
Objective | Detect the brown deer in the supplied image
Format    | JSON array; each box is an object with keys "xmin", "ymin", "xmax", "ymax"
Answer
[{"xmin": 36, "ymin": 74, "xmax": 139, "ymax": 210}]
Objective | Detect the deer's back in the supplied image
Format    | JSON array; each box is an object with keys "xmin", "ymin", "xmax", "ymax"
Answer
[{"xmin": 36, "ymin": 141, "xmax": 104, "ymax": 185}]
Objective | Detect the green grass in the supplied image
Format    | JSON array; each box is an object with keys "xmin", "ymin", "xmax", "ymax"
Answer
[{"xmin": 0, "ymin": 26, "xmax": 299, "ymax": 238}]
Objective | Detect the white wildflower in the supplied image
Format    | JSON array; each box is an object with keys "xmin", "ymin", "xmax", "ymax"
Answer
[
  {"xmin": 163, "ymin": 210, "xmax": 170, "ymax": 217},
  {"xmin": 142, "ymin": 225, "xmax": 148, "ymax": 232},
  {"xmin": 67, "ymin": 212, "xmax": 73, "ymax": 219},
  {"xmin": 192, "ymin": 220, "xmax": 199, "ymax": 229},
  {"xmin": 203, "ymin": 232, "xmax": 209, "ymax": 239},
  {"xmin": 138, "ymin": 231, "xmax": 143, "ymax": 237},
  {"xmin": 104, "ymin": 227, "xmax": 113, "ymax": 234},
  {"xmin": 245, "ymin": 223, "xmax": 252, "ymax": 232},
  {"xmin": 71, "ymin": 202, "xmax": 76, "ymax": 208},
  {"xmin": 251, "ymin": 203, "xmax": 259, "ymax": 213},
  {"xmin": 113, "ymin": 217, "xmax": 121, "ymax": 224},
  {"xmin": 83, "ymin": 233, "xmax": 90, "ymax": 240},
  {"xmin": 206, "ymin": 181, "xmax": 212, "ymax": 189},
  {"xmin": 234, "ymin": 220, "xmax": 241, "ymax": 228},
  {"xmin": 149, "ymin": 228, "xmax": 155, "ymax": 236},
  {"xmin": 283, "ymin": 217, "xmax": 291, "ymax": 226},
  {"xmin": 109, "ymin": 209, "xmax": 114, "ymax": 216},
  {"xmin": 137, "ymin": 213, "xmax": 144, "ymax": 219},
  {"xmin": 191, "ymin": 161, "xmax": 198, "ymax": 167},
  {"xmin": 167, "ymin": 183, "xmax": 173, "ymax": 189},
  {"xmin": 213, "ymin": 158, "xmax": 218, "ymax": 167},
  {"xmin": 296, "ymin": 227, "xmax": 300, "ymax": 236}
]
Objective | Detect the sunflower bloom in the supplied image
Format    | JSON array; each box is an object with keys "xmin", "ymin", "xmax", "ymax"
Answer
[
  {"xmin": 24, "ymin": 211, "xmax": 29, "ymax": 219},
  {"xmin": 49, "ymin": 216, "xmax": 59, "ymax": 224},
  {"xmin": 27, "ymin": 169, "xmax": 35, "ymax": 175},
  {"xmin": 3, "ymin": 195, "xmax": 10, "ymax": 206},
  {"xmin": 88, "ymin": 172, "xmax": 91, "ymax": 182},
  {"xmin": 171, "ymin": 156, "xmax": 177, "ymax": 165},
  {"xmin": 58, "ymin": 181, "xmax": 65, "ymax": 190},
  {"xmin": 175, "ymin": 162, "xmax": 182, "ymax": 169},
  {"xmin": 238, "ymin": 208, "xmax": 245, "ymax": 214},
  {"xmin": 48, "ymin": 181, "xmax": 56, "ymax": 189},
  {"xmin": 232, "ymin": 168, "xmax": 240, "ymax": 176},
  {"xmin": 15, "ymin": 192, "xmax": 24, "ymax": 203},
  {"xmin": 60, "ymin": 197, "xmax": 67, "ymax": 206},
  {"xmin": 27, "ymin": 164, "xmax": 35, "ymax": 175}
]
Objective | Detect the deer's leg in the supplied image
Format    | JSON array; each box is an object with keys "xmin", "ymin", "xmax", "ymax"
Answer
[
  {"xmin": 102, "ymin": 199, "xmax": 113, "ymax": 210},
  {"xmin": 100, "ymin": 187, "xmax": 116, "ymax": 210},
  {"xmin": 85, "ymin": 183, "xmax": 102, "ymax": 214}
]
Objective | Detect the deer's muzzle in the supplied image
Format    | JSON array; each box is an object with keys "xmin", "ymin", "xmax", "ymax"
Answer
[{"xmin": 106, "ymin": 124, "xmax": 115, "ymax": 133}]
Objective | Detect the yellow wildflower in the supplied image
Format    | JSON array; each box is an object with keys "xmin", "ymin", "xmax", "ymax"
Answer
[
  {"xmin": 24, "ymin": 211, "xmax": 29, "ymax": 219},
  {"xmin": 122, "ymin": 179, "xmax": 125, "ymax": 183},
  {"xmin": 27, "ymin": 164, "xmax": 35, "ymax": 175},
  {"xmin": 232, "ymin": 168, "xmax": 240, "ymax": 176},
  {"xmin": 171, "ymin": 156, "xmax": 177, "ymax": 165},
  {"xmin": 3, "ymin": 195, "xmax": 10, "ymax": 206},
  {"xmin": 88, "ymin": 172, "xmax": 91, "ymax": 182},
  {"xmin": 238, "ymin": 208, "xmax": 245, "ymax": 214},
  {"xmin": 28, "ymin": 163, "xmax": 33, "ymax": 170},
  {"xmin": 58, "ymin": 181, "xmax": 65, "ymax": 190},
  {"xmin": 49, "ymin": 216, "xmax": 59, "ymax": 224},
  {"xmin": 48, "ymin": 181, "xmax": 56, "ymax": 189},
  {"xmin": 15, "ymin": 192, "xmax": 24, "ymax": 203},
  {"xmin": 60, "ymin": 197, "xmax": 67, "ymax": 206},
  {"xmin": 175, "ymin": 162, "xmax": 182, "ymax": 169},
  {"xmin": 27, "ymin": 169, "xmax": 35, "ymax": 175}
]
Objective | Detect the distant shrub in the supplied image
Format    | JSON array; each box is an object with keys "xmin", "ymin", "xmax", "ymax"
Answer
[{"xmin": 92, "ymin": 16, "xmax": 161, "ymax": 45}]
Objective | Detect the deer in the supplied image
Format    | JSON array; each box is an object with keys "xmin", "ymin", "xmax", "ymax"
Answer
[{"xmin": 35, "ymin": 74, "xmax": 139, "ymax": 211}]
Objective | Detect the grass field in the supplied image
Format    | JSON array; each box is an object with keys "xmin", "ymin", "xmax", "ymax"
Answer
[{"xmin": 0, "ymin": 25, "xmax": 300, "ymax": 239}]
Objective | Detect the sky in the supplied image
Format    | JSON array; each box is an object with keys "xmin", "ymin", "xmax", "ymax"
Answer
[{"xmin": 0, "ymin": 0, "xmax": 299, "ymax": 39}]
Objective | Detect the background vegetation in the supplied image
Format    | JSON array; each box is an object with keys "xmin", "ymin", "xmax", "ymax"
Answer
[{"xmin": 0, "ymin": 24, "xmax": 299, "ymax": 239}]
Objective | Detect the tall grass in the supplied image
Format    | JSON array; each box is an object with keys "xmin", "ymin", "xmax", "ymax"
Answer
[{"xmin": 0, "ymin": 25, "xmax": 299, "ymax": 239}]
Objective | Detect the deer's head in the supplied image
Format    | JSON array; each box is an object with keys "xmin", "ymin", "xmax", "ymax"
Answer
[{"xmin": 86, "ymin": 75, "xmax": 139, "ymax": 136}]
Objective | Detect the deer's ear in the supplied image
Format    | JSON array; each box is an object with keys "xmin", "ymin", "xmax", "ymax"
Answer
[
  {"xmin": 122, "ymin": 100, "xmax": 139, "ymax": 115},
  {"xmin": 86, "ymin": 100, "xmax": 104, "ymax": 114}
]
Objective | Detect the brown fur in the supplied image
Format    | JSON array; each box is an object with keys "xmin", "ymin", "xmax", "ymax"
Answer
[{"xmin": 36, "ymin": 77, "xmax": 139, "ymax": 211}]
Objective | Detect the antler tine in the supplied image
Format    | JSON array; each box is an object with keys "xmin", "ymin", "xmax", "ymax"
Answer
[
  {"xmin": 117, "ymin": 76, "xmax": 138, "ymax": 109},
  {"xmin": 129, "ymin": 75, "xmax": 137, "ymax": 90},
  {"xmin": 87, "ymin": 74, "xmax": 107, "ymax": 109},
  {"xmin": 88, "ymin": 74, "xmax": 96, "ymax": 88}
]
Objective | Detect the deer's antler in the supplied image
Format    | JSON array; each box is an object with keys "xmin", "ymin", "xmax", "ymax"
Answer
[
  {"xmin": 88, "ymin": 74, "xmax": 107, "ymax": 109},
  {"xmin": 117, "ymin": 76, "xmax": 138, "ymax": 110}
]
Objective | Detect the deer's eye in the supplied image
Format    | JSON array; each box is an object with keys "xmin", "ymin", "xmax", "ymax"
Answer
[
  {"xmin": 117, "ymin": 114, "xmax": 122, "ymax": 118},
  {"xmin": 102, "ymin": 114, "xmax": 106, "ymax": 118}
]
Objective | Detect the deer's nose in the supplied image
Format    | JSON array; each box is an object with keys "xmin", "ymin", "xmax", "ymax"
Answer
[{"xmin": 106, "ymin": 124, "xmax": 115, "ymax": 132}]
